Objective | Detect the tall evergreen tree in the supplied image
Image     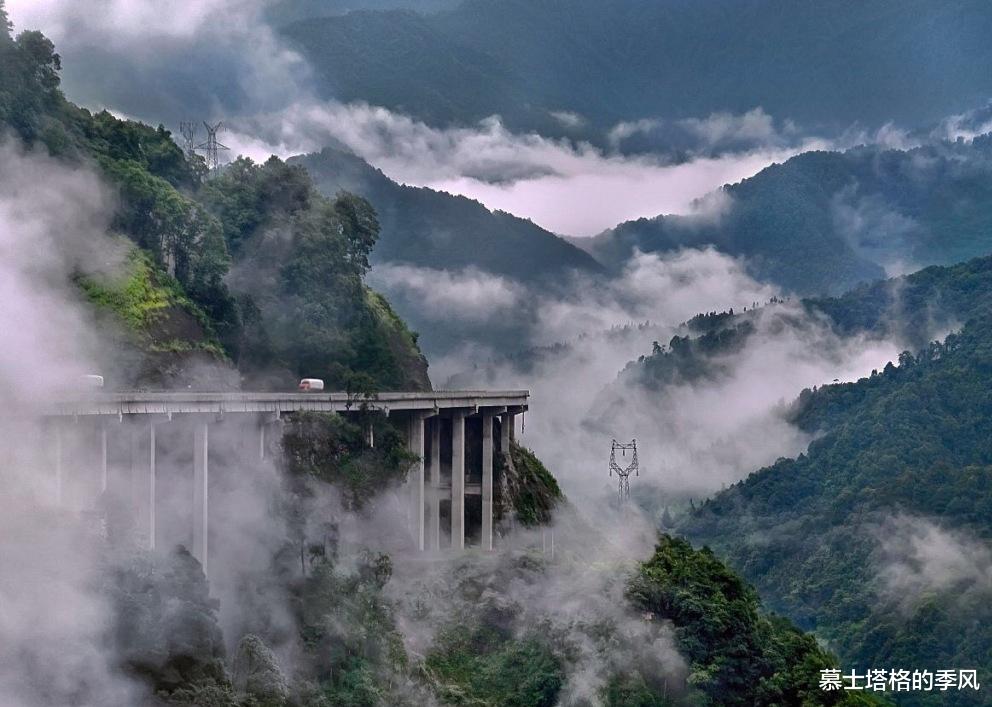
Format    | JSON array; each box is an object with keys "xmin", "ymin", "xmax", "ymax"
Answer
[{"xmin": 0, "ymin": 1, "xmax": 11, "ymax": 38}]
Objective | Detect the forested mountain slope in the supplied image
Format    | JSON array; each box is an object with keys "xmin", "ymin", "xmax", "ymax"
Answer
[
  {"xmin": 280, "ymin": 0, "xmax": 992, "ymax": 134},
  {"xmin": 292, "ymin": 147, "xmax": 603, "ymax": 282},
  {"xmin": 624, "ymin": 254, "xmax": 992, "ymax": 392},
  {"xmin": 3, "ymin": 8, "xmax": 891, "ymax": 705},
  {"xmin": 413, "ymin": 534, "xmax": 877, "ymax": 707},
  {"xmin": 0, "ymin": 12, "xmax": 428, "ymax": 391},
  {"xmin": 678, "ymin": 263, "xmax": 992, "ymax": 705},
  {"xmin": 586, "ymin": 139, "xmax": 992, "ymax": 296}
]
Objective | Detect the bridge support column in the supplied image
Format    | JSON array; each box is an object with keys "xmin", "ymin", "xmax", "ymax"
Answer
[
  {"xmin": 99, "ymin": 423, "xmax": 108, "ymax": 494},
  {"xmin": 407, "ymin": 412, "xmax": 428, "ymax": 551},
  {"xmin": 130, "ymin": 422, "xmax": 157, "ymax": 550},
  {"xmin": 259, "ymin": 420, "xmax": 267, "ymax": 461},
  {"xmin": 54, "ymin": 421, "xmax": 63, "ymax": 506},
  {"xmin": 193, "ymin": 420, "xmax": 209, "ymax": 576},
  {"xmin": 148, "ymin": 424, "xmax": 156, "ymax": 550},
  {"xmin": 428, "ymin": 416, "xmax": 441, "ymax": 552},
  {"xmin": 501, "ymin": 412, "xmax": 514, "ymax": 455},
  {"xmin": 482, "ymin": 412, "xmax": 494, "ymax": 552},
  {"xmin": 451, "ymin": 411, "xmax": 467, "ymax": 551},
  {"xmin": 258, "ymin": 413, "xmax": 281, "ymax": 462}
]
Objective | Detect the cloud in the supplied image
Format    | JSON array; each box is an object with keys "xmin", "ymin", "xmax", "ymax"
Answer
[
  {"xmin": 831, "ymin": 186, "xmax": 923, "ymax": 277},
  {"xmin": 386, "ymin": 505, "xmax": 690, "ymax": 702},
  {"xmin": 607, "ymin": 118, "xmax": 663, "ymax": 148},
  {"xmin": 931, "ymin": 102, "xmax": 992, "ymax": 143},
  {"xmin": 228, "ymin": 103, "xmax": 834, "ymax": 236},
  {"xmin": 590, "ymin": 303, "xmax": 901, "ymax": 499},
  {"xmin": 532, "ymin": 248, "xmax": 778, "ymax": 345},
  {"xmin": 0, "ymin": 142, "xmax": 119, "ymax": 404},
  {"xmin": 8, "ymin": 0, "xmax": 258, "ymax": 40},
  {"xmin": 426, "ymin": 248, "xmax": 901, "ymax": 509},
  {"xmin": 8, "ymin": 0, "xmax": 836, "ymax": 237},
  {"xmin": 367, "ymin": 264, "xmax": 522, "ymax": 323},
  {"xmin": 6, "ymin": 2, "xmax": 914, "ymax": 238},
  {"xmin": 607, "ymin": 108, "xmax": 802, "ymax": 153},
  {"xmin": 6, "ymin": 0, "xmax": 309, "ymax": 122},
  {"xmin": 875, "ymin": 514, "xmax": 992, "ymax": 612},
  {"xmin": 424, "ymin": 146, "xmax": 810, "ymax": 237},
  {"xmin": 680, "ymin": 108, "xmax": 783, "ymax": 148},
  {"xmin": 549, "ymin": 110, "xmax": 586, "ymax": 129},
  {"xmin": 0, "ymin": 142, "xmax": 145, "ymax": 705}
]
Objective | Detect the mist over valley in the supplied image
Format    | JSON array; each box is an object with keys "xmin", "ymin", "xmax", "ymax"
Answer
[{"xmin": 3, "ymin": 1, "xmax": 992, "ymax": 705}]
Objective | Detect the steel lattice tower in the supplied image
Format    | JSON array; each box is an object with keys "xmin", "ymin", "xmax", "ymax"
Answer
[
  {"xmin": 179, "ymin": 121, "xmax": 198, "ymax": 161},
  {"xmin": 609, "ymin": 439, "xmax": 638, "ymax": 501},
  {"xmin": 196, "ymin": 121, "xmax": 229, "ymax": 172}
]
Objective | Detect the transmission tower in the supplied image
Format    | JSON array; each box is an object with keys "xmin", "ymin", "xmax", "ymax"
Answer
[
  {"xmin": 179, "ymin": 121, "xmax": 198, "ymax": 161},
  {"xmin": 196, "ymin": 121, "xmax": 229, "ymax": 171},
  {"xmin": 609, "ymin": 439, "xmax": 639, "ymax": 501}
]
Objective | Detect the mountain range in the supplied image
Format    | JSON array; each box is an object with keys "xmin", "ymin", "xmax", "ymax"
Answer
[
  {"xmin": 292, "ymin": 147, "xmax": 601, "ymax": 281},
  {"xmin": 610, "ymin": 253, "xmax": 992, "ymax": 704},
  {"xmin": 279, "ymin": 0, "xmax": 992, "ymax": 136},
  {"xmin": 584, "ymin": 138, "xmax": 992, "ymax": 296}
]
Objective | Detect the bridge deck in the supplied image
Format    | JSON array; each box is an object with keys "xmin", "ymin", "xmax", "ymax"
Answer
[{"xmin": 40, "ymin": 390, "xmax": 529, "ymax": 418}]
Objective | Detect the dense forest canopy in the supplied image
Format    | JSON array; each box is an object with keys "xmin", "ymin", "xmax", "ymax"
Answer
[
  {"xmin": 293, "ymin": 147, "xmax": 604, "ymax": 354},
  {"xmin": 0, "ymin": 7, "xmax": 428, "ymax": 391},
  {"xmin": 8, "ymin": 2, "xmax": 992, "ymax": 705},
  {"xmin": 679, "ymin": 268, "xmax": 992, "ymax": 705},
  {"xmin": 587, "ymin": 139, "xmax": 992, "ymax": 296},
  {"xmin": 622, "ymin": 254, "xmax": 992, "ymax": 392}
]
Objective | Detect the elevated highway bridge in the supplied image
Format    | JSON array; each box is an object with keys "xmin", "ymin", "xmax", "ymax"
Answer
[{"xmin": 33, "ymin": 389, "xmax": 529, "ymax": 575}]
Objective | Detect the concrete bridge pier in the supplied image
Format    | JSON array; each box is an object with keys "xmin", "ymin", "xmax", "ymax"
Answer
[
  {"xmin": 481, "ymin": 411, "xmax": 494, "ymax": 552},
  {"xmin": 192, "ymin": 419, "xmax": 209, "ymax": 575},
  {"xmin": 450, "ymin": 410, "xmax": 467, "ymax": 550},
  {"xmin": 39, "ymin": 390, "xmax": 529, "ymax": 565},
  {"xmin": 406, "ymin": 411, "xmax": 431, "ymax": 551},
  {"xmin": 53, "ymin": 420, "xmax": 63, "ymax": 506},
  {"xmin": 128, "ymin": 419, "xmax": 158, "ymax": 550},
  {"xmin": 99, "ymin": 423, "xmax": 108, "ymax": 494},
  {"xmin": 428, "ymin": 416, "xmax": 442, "ymax": 552},
  {"xmin": 257, "ymin": 412, "xmax": 282, "ymax": 462},
  {"xmin": 501, "ymin": 411, "xmax": 515, "ymax": 452},
  {"xmin": 404, "ymin": 407, "xmax": 521, "ymax": 554}
]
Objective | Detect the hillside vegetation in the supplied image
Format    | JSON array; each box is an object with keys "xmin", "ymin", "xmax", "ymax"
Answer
[
  {"xmin": 293, "ymin": 147, "xmax": 603, "ymax": 353},
  {"xmin": 623, "ymin": 254, "xmax": 992, "ymax": 394},
  {"xmin": 2, "ymin": 5, "xmax": 920, "ymax": 705},
  {"xmin": 679, "ymin": 264, "xmax": 992, "ymax": 705},
  {"xmin": 0, "ymin": 9, "xmax": 428, "ymax": 391},
  {"xmin": 412, "ymin": 535, "xmax": 875, "ymax": 707},
  {"xmin": 588, "ymin": 139, "xmax": 992, "ymax": 296},
  {"xmin": 294, "ymin": 147, "xmax": 601, "ymax": 282}
]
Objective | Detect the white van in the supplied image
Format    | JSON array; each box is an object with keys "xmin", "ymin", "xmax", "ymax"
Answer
[{"xmin": 298, "ymin": 378, "xmax": 325, "ymax": 392}]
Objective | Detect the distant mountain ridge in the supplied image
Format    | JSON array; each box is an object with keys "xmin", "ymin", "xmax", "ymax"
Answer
[
  {"xmin": 584, "ymin": 137, "xmax": 992, "ymax": 296},
  {"xmin": 291, "ymin": 147, "xmax": 602, "ymax": 281},
  {"xmin": 280, "ymin": 0, "xmax": 992, "ymax": 135},
  {"xmin": 292, "ymin": 147, "xmax": 605, "ymax": 354}
]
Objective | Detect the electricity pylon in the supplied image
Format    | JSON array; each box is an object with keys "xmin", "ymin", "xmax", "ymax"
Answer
[
  {"xmin": 609, "ymin": 439, "xmax": 638, "ymax": 501},
  {"xmin": 196, "ymin": 121, "xmax": 229, "ymax": 171}
]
